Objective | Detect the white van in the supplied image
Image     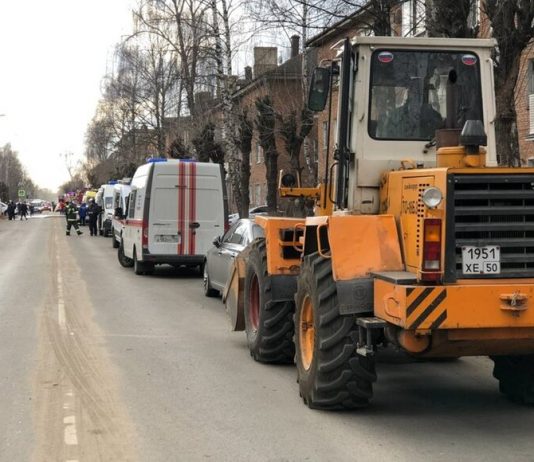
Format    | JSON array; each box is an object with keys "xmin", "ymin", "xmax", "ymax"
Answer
[
  {"xmin": 97, "ymin": 183, "xmax": 116, "ymax": 236},
  {"xmin": 118, "ymin": 158, "xmax": 227, "ymax": 275},
  {"xmin": 111, "ymin": 183, "xmax": 131, "ymax": 249}
]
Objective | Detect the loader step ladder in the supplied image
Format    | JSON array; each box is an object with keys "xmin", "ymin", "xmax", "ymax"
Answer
[{"xmin": 356, "ymin": 317, "xmax": 387, "ymax": 357}]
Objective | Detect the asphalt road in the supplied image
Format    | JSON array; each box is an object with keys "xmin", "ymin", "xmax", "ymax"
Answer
[{"xmin": 1, "ymin": 214, "xmax": 534, "ymax": 462}]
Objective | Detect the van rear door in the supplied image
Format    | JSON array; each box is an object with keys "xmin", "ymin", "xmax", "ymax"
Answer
[
  {"xmin": 148, "ymin": 161, "xmax": 225, "ymax": 257},
  {"xmin": 148, "ymin": 163, "xmax": 180, "ymax": 256},
  {"xmin": 191, "ymin": 163, "xmax": 225, "ymax": 256}
]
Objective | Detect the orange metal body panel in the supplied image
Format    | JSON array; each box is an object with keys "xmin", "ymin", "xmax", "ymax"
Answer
[
  {"xmin": 374, "ymin": 278, "xmax": 534, "ymax": 331},
  {"xmin": 328, "ymin": 215, "xmax": 403, "ymax": 281},
  {"xmin": 254, "ymin": 216, "xmax": 304, "ymax": 275},
  {"xmin": 380, "ymin": 168, "xmax": 448, "ymax": 277}
]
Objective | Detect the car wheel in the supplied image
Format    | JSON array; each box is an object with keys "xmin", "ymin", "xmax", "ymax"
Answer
[
  {"xmin": 203, "ymin": 261, "xmax": 218, "ymax": 297},
  {"xmin": 118, "ymin": 240, "xmax": 134, "ymax": 268},
  {"xmin": 134, "ymin": 248, "xmax": 154, "ymax": 275}
]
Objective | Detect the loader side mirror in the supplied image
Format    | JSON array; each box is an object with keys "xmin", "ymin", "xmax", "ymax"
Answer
[
  {"xmin": 308, "ymin": 67, "xmax": 330, "ymax": 112},
  {"xmin": 281, "ymin": 173, "xmax": 297, "ymax": 188}
]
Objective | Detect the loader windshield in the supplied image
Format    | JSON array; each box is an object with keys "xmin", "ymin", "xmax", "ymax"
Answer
[{"xmin": 369, "ymin": 50, "xmax": 483, "ymax": 141}]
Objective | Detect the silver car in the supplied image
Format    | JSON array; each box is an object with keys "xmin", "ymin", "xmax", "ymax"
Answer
[{"xmin": 203, "ymin": 219, "xmax": 264, "ymax": 297}]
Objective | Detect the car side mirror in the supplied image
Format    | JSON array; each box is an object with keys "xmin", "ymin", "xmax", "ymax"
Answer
[{"xmin": 213, "ymin": 236, "xmax": 222, "ymax": 248}]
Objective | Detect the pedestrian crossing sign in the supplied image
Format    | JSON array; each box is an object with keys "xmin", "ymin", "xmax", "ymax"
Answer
[{"xmin": 18, "ymin": 189, "xmax": 26, "ymax": 197}]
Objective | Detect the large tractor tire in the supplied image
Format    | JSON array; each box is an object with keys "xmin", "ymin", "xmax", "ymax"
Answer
[
  {"xmin": 491, "ymin": 355, "xmax": 534, "ymax": 404},
  {"xmin": 243, "ymin": 239, "xmax": 295, "ymax": 364},
  {"xmin": 295, "ymin": 253, "xmax": 376, "ymax": 410}
]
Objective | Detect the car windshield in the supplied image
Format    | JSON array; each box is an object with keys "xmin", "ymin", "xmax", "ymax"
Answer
[{"xmin": 369, "ymin": 50, "xmax": 483, "ymax": 141}]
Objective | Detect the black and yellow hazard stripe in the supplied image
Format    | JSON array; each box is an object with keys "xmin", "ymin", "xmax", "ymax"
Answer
[{"xmin": 405, "ymin": 287, "xmax": 448, "ymax": 330}]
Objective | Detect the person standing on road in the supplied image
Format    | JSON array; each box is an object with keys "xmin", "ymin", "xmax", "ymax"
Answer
[
  {"xmin": 87, "ymin": 199, "xmax": 99, "ymax": 237},
  {"xmin": 7, "ymin": 201, "xmax": 16, "ymax": 220},
  {"xmin": 19, "ymin": 201, "xmax": 28, "ymax": 220},
  {"xmin": 78, "ymin": 202, "xmax": 87, "ymax": 226},
  {"xmin": 65, "ymin": 201, "xmax": 82, "ymax": 236}
]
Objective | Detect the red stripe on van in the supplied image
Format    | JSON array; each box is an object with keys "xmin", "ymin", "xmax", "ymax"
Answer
[
  {"xmin": 189, "ymin": 162, "xmax": 196, "ymax": 254},
  {"xmin": 178, "ymin": 161, "xmax": 186, "ymax": 255}
]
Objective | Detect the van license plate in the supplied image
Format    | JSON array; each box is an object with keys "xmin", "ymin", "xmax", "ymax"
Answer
[
  {"xmin": 462, "ymin": 246, "xmax": 500, "ymax": 274},
  {"xmin": 155, "ymin": 234, "xmax": 180, "ymax": 243}
]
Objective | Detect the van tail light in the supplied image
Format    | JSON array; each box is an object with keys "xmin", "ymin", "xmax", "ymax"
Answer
[
  {"xmin": 421, "ymin": 218, "xmax": 442, "ymax": 282},
  {"xmin": 142, "ymin": 220, "xmax": 148, "ymax": 249}
]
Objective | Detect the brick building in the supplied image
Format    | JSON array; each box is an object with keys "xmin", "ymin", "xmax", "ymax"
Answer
[{"xmin": 232, "ymin": 43, "xmax": 309, "ymax": 208}]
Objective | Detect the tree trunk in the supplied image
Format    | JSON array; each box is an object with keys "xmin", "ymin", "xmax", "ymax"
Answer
[
  {"xmin": 494, "ymin": 56, "xmax": 521, "ymax": 166},
  {"xmin": 265, "ymin": 149, "xmax": 278, "ymax": 213}
]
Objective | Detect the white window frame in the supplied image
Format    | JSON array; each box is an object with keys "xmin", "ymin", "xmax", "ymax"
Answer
[
  {"xmin": 402, "ymin": 0, "xmax": 425, "ymax": 37},
  {"xmin": 256, "ymin": 144, "xmax": 264, "ymax": 164}
]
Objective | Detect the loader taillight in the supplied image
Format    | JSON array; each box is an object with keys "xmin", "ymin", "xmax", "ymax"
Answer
[
  {"xmin": 142, "ymin": 221, "xmax": 148, "ymax": 249},
  {"xmin": 422, "ymin": 218, "xmax": 442, "ymax": 281}
]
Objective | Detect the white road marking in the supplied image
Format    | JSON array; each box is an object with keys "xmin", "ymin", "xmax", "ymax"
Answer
[
  {"xmin": 55, "ymin": 237, "xmax": 66, "ymax": 332},
  {"xmin": 64, "ymin": 418, "xmax": 78, "ymax": 445}
]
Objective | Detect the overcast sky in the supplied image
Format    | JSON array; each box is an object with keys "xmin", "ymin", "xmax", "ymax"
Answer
[{"xmin": 0, "ymin": 0, "xmax": 134, "ymax": 192}]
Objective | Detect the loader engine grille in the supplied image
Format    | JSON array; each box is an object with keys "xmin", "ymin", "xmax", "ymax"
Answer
[{"xmin": 447, "ymin": 174, "xmax": 534, "ymax": 280}]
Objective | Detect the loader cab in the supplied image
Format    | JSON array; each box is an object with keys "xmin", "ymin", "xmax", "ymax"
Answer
[{"xmin": 311, "ymin": 37, "xmax": 498, "ymax": 214}]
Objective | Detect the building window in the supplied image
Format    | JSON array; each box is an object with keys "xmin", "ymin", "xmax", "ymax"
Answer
[
  {"xmin": 322, "ymin": 121, "xmax": 328, "ymax": 152},
  {"xmin": 402, "ymin": 0, "xmax": 425, "ymax": 37},
  {"xmin": 256, "ymin": 144, "xmax": 264, "ymax": 163},
  {"xmin": 529, "ymin": 60, "xmax": 534, "ymax": 136},
  {"xmin": 467, "ymin": 0, "xmax": 480, "ymax": 31},
  {"xmin": 255, "ymin": 184, "xmax": 261, "ymax": 205},
  {"xmin": 528, "ymin": 60, "xmax": 534, "ymax": 95}
]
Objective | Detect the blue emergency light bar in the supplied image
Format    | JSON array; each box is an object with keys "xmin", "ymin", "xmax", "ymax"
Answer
[{"xmin": 147, "ymin": 157, "xmax": 168, "ymax": 163}]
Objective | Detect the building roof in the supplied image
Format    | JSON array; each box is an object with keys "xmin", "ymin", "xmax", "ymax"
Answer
[
  {"xmin": 233, "ymin": 54, "xmax": 303, "ymax": 99},
  {"xmin": 306, "ymin": 6, "xmax": 368, "ymax": 47}
]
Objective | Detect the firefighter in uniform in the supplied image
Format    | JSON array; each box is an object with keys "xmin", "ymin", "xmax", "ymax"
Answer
[{"xmin": 65, "ymin": 201, "xmax": 83, "ymax": 236}]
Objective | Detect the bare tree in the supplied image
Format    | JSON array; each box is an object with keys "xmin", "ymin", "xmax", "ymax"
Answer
[
  {"xmin": 278, "ymin": 108, "xmax": 314, "ymax": 181},
  {"xmin": 232, "ymin": 109, "xmax": 253, "ymax": 217},
  {"xmin": 255, "ymin": 95, "xmax": 279, "ymax": 213},
  {"xmin": 134, "ymin": 0, "xmax": 211, "ymax": 116},
  {"xmin": 0, "ymin": 144, "xmax": 28, "ymax": 200},
  {"xmin": 426, "ymin": 0, "xmax": 478, "ymax": 38},
  {"xmin": 134, "ymin": 36, "xmax": 181, "ymax": 154},
  {"xmin": 192, "ymin": 122, "xmax": 225, "ymax": 163},
  {"xmin": 485, "ymin": 0, "xmax": 534, "ymax": 166}
]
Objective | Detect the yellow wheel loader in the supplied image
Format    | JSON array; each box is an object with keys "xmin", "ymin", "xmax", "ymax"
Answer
[{"xmin": 225, "ymin": 36, "xmax": 534, "ymax": 409}]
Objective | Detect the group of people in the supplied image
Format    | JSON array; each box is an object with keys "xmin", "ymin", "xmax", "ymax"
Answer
[
  {"xmin": 5, "ymin": 200, "xmax": 29, "ymax": 220},
  {"xmin": 64, "ymin": 198, "xmax": 102, "ymax": 237}
]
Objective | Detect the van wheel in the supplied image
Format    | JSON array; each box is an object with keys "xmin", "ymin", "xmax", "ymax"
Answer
[
  {"xmin": 134, "ymin": 249, "xmax": 154, "ymax": 275},
  {"xmin": 118, "ymin": 241, "xmax": 134, "ymax": 268},
  {"xmin": 203, "ymin": 261, "xmax": 218, "ymax": 297},
  {"xmin": 295, "ymin": 253, "xmax": 376, "ymax": 410},
  {"xmin": 243, "ymin": 239, "xmax": 295, "ymax": 363}
]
